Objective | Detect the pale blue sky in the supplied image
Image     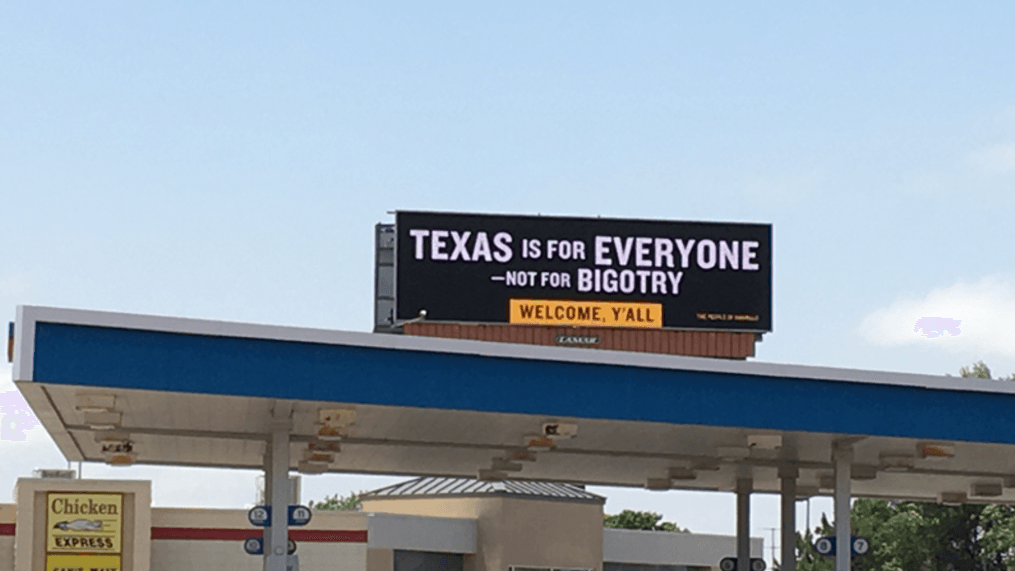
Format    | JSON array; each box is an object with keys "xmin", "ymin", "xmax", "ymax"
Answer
[{"xmin": 3, "ymin": 2, "xmax": 1014, "ymax": 559}]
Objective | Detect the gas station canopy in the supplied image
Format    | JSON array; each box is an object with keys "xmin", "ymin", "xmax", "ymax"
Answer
[{"xmin": 13, "ymin": 305, "xmax": 1015, "ymax": 503}]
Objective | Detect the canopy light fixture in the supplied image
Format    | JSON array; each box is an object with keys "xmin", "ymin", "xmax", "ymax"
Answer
[
  {"xmin": 879, "ymin": 453, "xmax": 915, "ymax": 472},
  {"xmin": 307, "ymin": 441, "xmax": 341, "ymax": 454},
  {"xmin": 93, "ymin": 430, "xmax": 131, "ymax": 444},
  {"xmin": 524, "ymin": 434, "xmax": 557, "ymax": 451},
  {"xmin": 691, "ymin": 461, "xmax": 721, "ymax": 472},
  {"xmin": 101, "ymin": 440, "xmax": 132, "ymax": 454},
  {"xmin": 918, "ymin": 442, "xmax": 955, "ymax": 459},
  {"xmin": 508, "ymin": 449, "xmax": 538, "ymax": 462},
  {"xmin": 303, "ymin": 451, "xmax": 335, "ymax": 464},
  {"xmin": 851, "ymin": 464, "xmax": 878, "ymax": 481},
  {"xmin": 316, "ymin": 408, "xmax": 356, "ymax": 440},
  {"xmin": 477, "ymin": 469, "xmax": 506, "ymax": 482},
  {"xmin": 101, "ymin": 440, "xmax": 135, "ymax": 466},
  {"xmin": 542, "ymin": 421, "xmax": 578, "ymax": 439},
  {"xmin": 302, "ymin": 441, "xmax": 339, "ymax": 465},
  {"xmin": 971, "ymin": 482, "xmax": 1003, "ymax": 497},
  {"xmin": 796, "ymin": 485, "xmax": 820, "ymax": 498},
  {"xmin": 491, "ymin": 458, "xmax": 523, "ymax": 472},
  {"xmin": 645, "ymin": 478, "xmax": 672, "ymax": 491},
  {"xmin": 104, "ymin": 453, "xmax": 135, "ymax": 466},
  {"xmin": 939, "ymin": 491, "xmax": 967, "ymax": 505},
  {"xmin": 297, "ymin": 460, "xmax": 328, "ymax": 475},
  {"xmin": 75, "ymin": 394, "xmax": 116, "ymax": 413},
  {"xmin": 716, "ymin": 446, "xmax": 750, "ymax": 461},
  {"xmin": 747, "ymin": 434, "xmax": 782, "ymax": 450},
  {"xmin": 668, "ymin": 467, "xmax": 697, "ymax": 481},
  {"xmin": 84, "ymin": 411, "xmax": 122, "ymax": 431}
]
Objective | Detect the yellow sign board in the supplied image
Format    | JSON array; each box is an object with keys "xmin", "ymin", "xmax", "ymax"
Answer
[
  {"xmin": 46, "ymin": 493, "xmax": 123, "ymax": 554},
  {"xmin": 46, "ymin": 554, "xmax": 120, "ymax": 571},
  {"xmin": 509, "ymin": 298, "xmax": 663, "ymax": 328}
]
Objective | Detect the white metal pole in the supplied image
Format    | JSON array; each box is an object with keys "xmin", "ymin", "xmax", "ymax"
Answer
[
  {"xmin": 780, "ymin": 466, "xmax": 798, "ymax": 571},
  {"xmin": 737, "ymin": 477, "xmax": 752, "ymax": 571},
  {"xmin": 266, "ymin": 424, "xmax": 291, "ymax": 571},
  {"xmin": 834, "ymin": 446, "xmax": 852, "ymax": 571}
]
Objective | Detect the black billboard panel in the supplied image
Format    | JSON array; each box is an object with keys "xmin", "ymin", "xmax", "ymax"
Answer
[{"xmin": 395, "ymin": 211, "xmax": 772, "ymax": 332}]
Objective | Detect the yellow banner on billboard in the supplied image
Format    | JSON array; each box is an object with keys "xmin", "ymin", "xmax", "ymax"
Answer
[
  {"xmin": 47, "ymin": 493, "xmax": 122, "ymax": 554},
  {"xmin": 46, "ymin": 554, "xmax": 120, "ymax": 571},
  {"xmin": 509, "ymin": 299, "xmax": 663, "ymax": 328}
]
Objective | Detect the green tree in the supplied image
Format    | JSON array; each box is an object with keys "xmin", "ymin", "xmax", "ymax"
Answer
[
  {"xmin": 310, "ymin": 491, "xmax": 364, "ymax": 511},
  {"xmin": 960, "ymin": 360, "xmax": 992, "ymax": 379},
  {"xmin": 960, "ymin": 360, "xmax": 1015, "ymax": 381},
  {"xmin": 798, "ymin": 500, "xmax": 1015, "ymax": 571},
  {"xmin": 603, "ymin": 509, "xmax": 687, "ymax": 532},
  {"xmin": 795, "ymin": 513, "xmax": 833, "ymax": 571},
  {"xmin": 795, "ymin": 362, "xmax": 1015, "ymax": 570}
]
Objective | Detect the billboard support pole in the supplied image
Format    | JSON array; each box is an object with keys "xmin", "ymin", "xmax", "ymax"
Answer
[
  {"xmin": 833, "ymin": 445, "xmax": 853, "ymax": 571},
  {"xmin": 736, "ymin": 477, "xmax": 752, "ymax": 571},
  {"xmin": 780, "ymin": 465, "xmax": 798, "ymax": 571},
  {"xmin": 265, "ymin": 402, "xmax": 293, "ymax": 571}
]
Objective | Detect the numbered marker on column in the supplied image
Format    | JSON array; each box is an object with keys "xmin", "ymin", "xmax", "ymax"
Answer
[
  {"xmin": 248, "ymin": 506, "xmax": 271, "ymax": 527},
  {"xmin": 288, "ymin": 505, "xmax": 312, "ymax": 526},
  {"xmin": 243, "ymin": 537, "xmax": 264, "ymax": 555}
]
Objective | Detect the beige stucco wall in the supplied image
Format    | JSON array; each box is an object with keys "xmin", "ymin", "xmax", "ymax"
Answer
[
  {"xmin": 2, "ymin": 503, "xmax": 15, "ymax": 571},
  {"xmin": 363, "ymin": 495, "xmax": 603, "ymax": 571},
  {"xmin": 152, "ymin": 506, "xmax": 368, "ymax": 531},
  {"xmin": 150, "ymin": 538, "xmax": 366, "ymax": 571},
  {"xmin": 14, "ymin": 478, "xmax": 151, "ymax": 571},
  {"xmin": 489, "ymin": 497, "xmax": 602, "ymax": 571},
  {"xmin": 363, "ymin": 497, "xmax": 483, "ymax": 520},
  {"xmin": 364, "ymin": 497, "xmax": 486, "ymax": 571},
  {"xmin": 150, "ymin": 507, "xmax": 367, "ymax": 571},
  {"xmin": 366, "ymin": 547, "xmax": 394, "ymax": 571}
]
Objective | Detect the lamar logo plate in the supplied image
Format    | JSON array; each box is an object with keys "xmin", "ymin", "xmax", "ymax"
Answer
[{"xmin": 555, "ymin": 335, "xmax": 600, "ymax": 346}]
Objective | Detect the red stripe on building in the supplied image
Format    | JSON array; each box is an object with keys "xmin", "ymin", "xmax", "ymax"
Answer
[
  {"xmin": 151, "ymin": 527, "xmax": 367, "ymax": 542},
  {"xmin": 292, "ymin": 530, "xmax": 367, "ymax": 542},
  {"xmin": 0, "ymin": 523, "xmax": 14, "ymax": 536},
  {"xmin": 152, "ymin": 528, "xmax": 252, "ymax": 540}
]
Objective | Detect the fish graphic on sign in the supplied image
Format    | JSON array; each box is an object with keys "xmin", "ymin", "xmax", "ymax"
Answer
[{"xmin": 53, "ymin": 519, "xmax": 104, "ymax": 531}]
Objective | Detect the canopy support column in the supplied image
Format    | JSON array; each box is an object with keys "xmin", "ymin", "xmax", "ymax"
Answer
[
  {"xmin": 780, "ymin": 466, "xmax": 798, "ymax": 571},
  {"xmin": 737, "ymin": 477, "xmax": 752, "ymax": 571},
  {"xmin": 834, "ymin": 445, "xmax": 853, "ymax": 571},
  {"xmin": 265, "ymin": 402, "xmax": 293, "ymax": 571}
]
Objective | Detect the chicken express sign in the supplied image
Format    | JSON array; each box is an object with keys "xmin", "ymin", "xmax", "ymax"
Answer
[
  {"xmin": 46, "ymin": 492, "xmax": 123, "ymax": 571},
  {"xmin": 395, "ymin": 211, "xmax": 772, "ymax": 331}
]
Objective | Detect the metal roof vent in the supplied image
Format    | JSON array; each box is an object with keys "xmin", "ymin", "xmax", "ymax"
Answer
[
  {"xmin": 939, "ymin": 491, "xmax": 967, "ymax": 505},
  {"xmin": 32, "ymin": 469, "xmax": 76, "ymax": 480},
  {"xmin": 971, "ymin": 482, "xmax": 1003, "ymax": 498}
]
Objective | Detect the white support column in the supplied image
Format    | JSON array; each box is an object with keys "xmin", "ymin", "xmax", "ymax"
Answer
[
  {"xmin": 736, "ymin": 477, "xmax": 752, "ymax": 571},
  {"xmin": 262, "ymin": 444, "xmax": 273, "ymax": 505},
  {"xmin": 834, "ymin": 446, "xmax": 853, "ymax": 571},
  {"xmin": 265, "ymin": 404, "xmax": 293, "ymax": 571},
  {"xmin": 779, "ymin": 466, "xmax": 798, "ymax": 571}
]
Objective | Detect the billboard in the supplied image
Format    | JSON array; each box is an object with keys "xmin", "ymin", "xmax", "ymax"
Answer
[{"xmin": 395, "ymin": 211, "xmax": 772, "ymax": 332}]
